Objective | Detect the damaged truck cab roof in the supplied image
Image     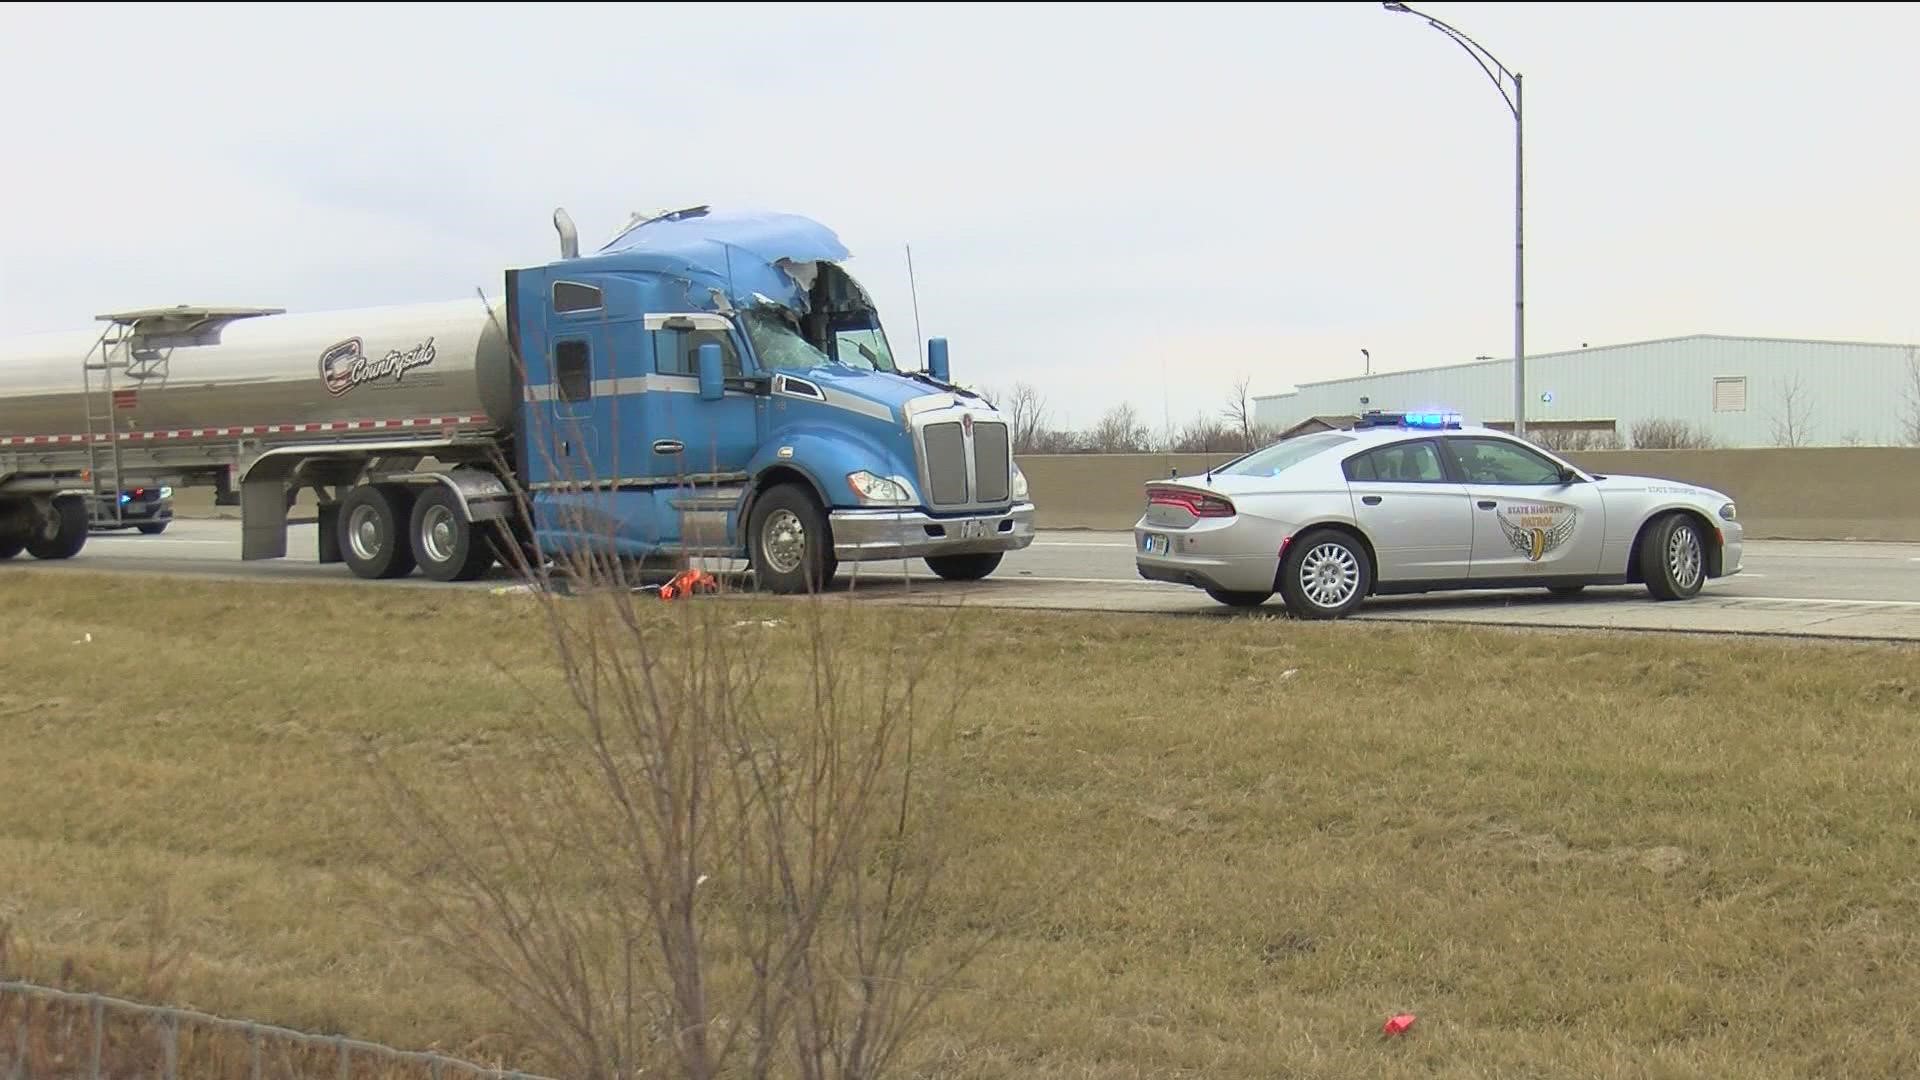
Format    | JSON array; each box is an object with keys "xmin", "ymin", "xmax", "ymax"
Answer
[{"xmin": 581, "ymin": 205, "xmax": 864, "ymax": 318}]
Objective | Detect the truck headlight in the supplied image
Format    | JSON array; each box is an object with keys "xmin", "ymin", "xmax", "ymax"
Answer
[
  {"xmin": 846, "ymin": 470, "xmax": 916, "ymax": 506},
  {"xmin": 1719, "ymin": 502, "xmax": 1736, "ymax": 521},
  {"xmin": 1011, "ymin": 463, "xmax": 1029, "ymax": 502}
]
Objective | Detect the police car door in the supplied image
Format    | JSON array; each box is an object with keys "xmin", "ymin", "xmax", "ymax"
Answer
[{"xmin": 1440, "ymin": 435, "xmax": 1606, "ymax": 581}]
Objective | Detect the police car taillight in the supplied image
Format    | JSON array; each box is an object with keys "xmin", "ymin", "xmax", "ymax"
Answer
[{"xmin": 1147, "ymin": 488, "xmax": 1235, "ymax": 518}]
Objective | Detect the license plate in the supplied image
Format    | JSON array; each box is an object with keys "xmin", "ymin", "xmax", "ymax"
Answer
[
  {"xmin": 1143, "ymin": 533, "xmax": 1169, "ymax": 555},
  {"xmin": 961, "ymin": 519, "xmax": 987, "ymax": 540}
]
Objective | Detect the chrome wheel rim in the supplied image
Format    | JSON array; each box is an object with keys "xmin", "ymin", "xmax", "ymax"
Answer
[
  {"xmin": 763, "ymin": 509, "xmax": 807, "ymax": 575},
  {"xmin": 1667, "ymin": 524, "xmax": 1703, "ymax": 590},
  {"xmin": 421, "ymin": 504, "xmax": 458, "ymax": 564},
  {"xmin": 348, "ymin": 505, "xmax": 385, "ymax": 562},
  {"xmin": 1299, "ymin": 542, "xmax": 1360, "ymax": 608}
]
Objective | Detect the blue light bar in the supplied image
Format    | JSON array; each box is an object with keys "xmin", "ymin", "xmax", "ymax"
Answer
[{"xmin": 1403, "ymin": 411, "xmax": 1462, "ymax": 429}]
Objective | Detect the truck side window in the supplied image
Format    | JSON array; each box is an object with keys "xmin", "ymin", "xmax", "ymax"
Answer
[
  {"xmin": 553, "ymin": 281, "xmax": 603, "ymax": 314},
  {"xmin": 556, "ymin": 340, "xmax": 592, "ymax": 402},
  {"xmin": 653, "ymin": 329, "xmax": 742, "ymax": 378}
]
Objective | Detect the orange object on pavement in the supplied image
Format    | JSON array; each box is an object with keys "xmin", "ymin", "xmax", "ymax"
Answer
[{"xmin": 659, "ymin": 568, "xmax": 719, "ymax": 600}]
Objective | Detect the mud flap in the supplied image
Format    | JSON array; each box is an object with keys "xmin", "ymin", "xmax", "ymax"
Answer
[
  {"xmin": 241, "ymin": 477, "xmax": 289, "ymax": 560},
  {"xmin": 317, "ymin": 501, "xmax": 342, "ymax": 564}
]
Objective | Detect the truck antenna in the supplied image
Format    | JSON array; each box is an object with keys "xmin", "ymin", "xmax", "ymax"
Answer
[
  {"xmin": 905, "ymin": 243, "xmax": 925, "ymax": 371},
  {"xmin": 553, "ymin": 208, "xmax": 579, "ymax": 259}
]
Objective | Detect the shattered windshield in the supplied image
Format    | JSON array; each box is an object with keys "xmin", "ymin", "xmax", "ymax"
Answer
[
  {"xmin": 742, "ymin": 308, "xmax": 899, "ymax": 374},
  {"xmin": 831, "ymin": 326, "xmax": 897, "ymax": 373},
  {"xmin": 742, "ymin": 309, "xmax": 831, "ymax": 373}
]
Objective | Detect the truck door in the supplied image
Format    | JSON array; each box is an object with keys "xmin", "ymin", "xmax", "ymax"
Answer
[{"xmin": 641, "ymin": 312, "xmax": 761, "ymax": 482}]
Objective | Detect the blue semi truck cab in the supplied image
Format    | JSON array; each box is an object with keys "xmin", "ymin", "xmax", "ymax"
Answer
[{"xmin": 506, "ymin": 205, "xmax": 1036, "ymax": 592}]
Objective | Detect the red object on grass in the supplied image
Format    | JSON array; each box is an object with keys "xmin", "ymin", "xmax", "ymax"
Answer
[
  {"xmin": 659, "ymin": 569, "xmax": 719, "ymax": 600},
  {"xmin": 1383, "ymin": 1013, "xmax": 1417, "ymax": 1036}
]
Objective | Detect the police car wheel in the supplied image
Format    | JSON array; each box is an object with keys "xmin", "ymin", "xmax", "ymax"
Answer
[
  {"xmin": 1276, "ymin": 528, "xmax": 1371, "ymax": 620},
  {"xmin": 1205, "ymin": 587, "xmax": 1273, "ymax": 609},
  {"xmin": 137, "ymin": 522, "xmax": 169, "ymax": 536},
  {"xmin": 1640, "ymin": 512, "xmax": 1706, "ymax": 602}
]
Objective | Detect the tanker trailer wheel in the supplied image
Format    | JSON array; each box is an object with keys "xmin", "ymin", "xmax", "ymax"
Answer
[
  {"xmin": 748, "ymin": 483, "xmax": 838, "ymax": 594},
  {"xmin": 0, "ymin": 528, "xmax": 25, "ymax": 560},
  {"xmin": 337, "ymin": 484, "xmax": 417, "ymax": 580},
  {"xmin": 25, "ymin": 496, "xmax": 88, "ymax": 560},
  {"xmin": 410, "ymin": 487, "xmax": 497, "ymax": 583}
]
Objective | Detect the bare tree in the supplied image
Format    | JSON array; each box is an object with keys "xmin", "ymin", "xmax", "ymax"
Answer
[
  {"xmin": 1088, "ymin": 402, "xmax": 1152, "ymax": 454},
  {"xmin": 1769, "ymin": 373, "xmax": 1815, "ymax": 447},
  {"xmin": 1526, "ymin": 426, "xmax": 1624, "ymax": 453},
  {"xmin": 1221, "ymin": 375, "xmax": 1258, "ymax": 448},
  {"xmin": 1630, "ymin": 418, "xmax": 1717, "ymax": 450},
  {"xmin": 1903, "ymin": 346, "xmax": 1920, "ymax": 446},
  {"xmin": 1167, "ymin": 413, "xmax": 1234, "ymax": 453},
  {"xmin": 1003, "ymin": 383, "xmax": 1051, "ymax": 454}
]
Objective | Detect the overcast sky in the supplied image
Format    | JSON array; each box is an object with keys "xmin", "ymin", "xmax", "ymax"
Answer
[{"xmin": 3, "ymin": 1, "xmax": 1916, "ymax": 433}]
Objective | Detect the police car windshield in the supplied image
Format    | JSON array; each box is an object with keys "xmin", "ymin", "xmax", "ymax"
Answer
[{"xmin": 1213, "ymin": 431, "xmax": 1354, "ymax": 477}]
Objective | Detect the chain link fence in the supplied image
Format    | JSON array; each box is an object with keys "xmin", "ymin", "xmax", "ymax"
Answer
[{"xmin": 0, "ymin": 981, "xmax": 555, "ymax": 1080}]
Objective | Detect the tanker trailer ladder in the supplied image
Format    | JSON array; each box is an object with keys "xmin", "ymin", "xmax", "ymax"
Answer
[
  {"xmin": 81, "ymin": 305, "xmax": 283, "ymax": 529},
  {"xmin": 80, "ymin": 321, "xmax": 131, "ymax": 529}
]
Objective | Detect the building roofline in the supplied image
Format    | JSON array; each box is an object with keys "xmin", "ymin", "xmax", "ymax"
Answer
[{"xmin": 1252, "ymin": 332, "xmax": 1920, "ymax": 402}]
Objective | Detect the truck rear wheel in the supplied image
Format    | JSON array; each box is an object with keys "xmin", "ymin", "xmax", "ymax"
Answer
[
  {"xmin": 25, "ymin": 496, "xmax": 88, "ymax": 561},
  {"xmin": 925, "ymin": 552, "xmax": 1004, "ymax": 581},
  {"xmin": 748, "ymin": 483, "xmax": 837, "ymax": 594},
  {"xmin": 0, "ymin": 531, "xmax": 24, "ymax": 560},
  {"xmin": 410, "ymin": 486, "xmax": 497, "ymax": 583},
  {"xmin": 338, "ymin": 484, "xmax": 417, "ymax": 580}
]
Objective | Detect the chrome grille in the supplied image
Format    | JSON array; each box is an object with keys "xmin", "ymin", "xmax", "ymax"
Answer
[
  {"xmin": 972, "ymin": 421, "xmax": 1010, "ymax": 503},
  {"xmin": 923, "ymin": 422, "xmax": 969, "ymax": 505}
]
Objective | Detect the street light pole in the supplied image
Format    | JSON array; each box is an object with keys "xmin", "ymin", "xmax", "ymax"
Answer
[{"xmin": 1382, "ymin": 2, "xmax": 1526, "ymax": 437}]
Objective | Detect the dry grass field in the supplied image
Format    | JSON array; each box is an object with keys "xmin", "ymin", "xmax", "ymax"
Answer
[{"xmin": 3, "ymin": 568, "xmax": 1920, "ymax": 1078}]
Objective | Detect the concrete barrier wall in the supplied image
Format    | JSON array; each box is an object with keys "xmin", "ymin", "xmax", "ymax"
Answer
[
  {"xmin": 1016, "ymin": 447, "xmax": 1920, "ymax": 541},
  {"xmin": 165, "ymin": 447, "xmax": 1920, "ymax": 543}
]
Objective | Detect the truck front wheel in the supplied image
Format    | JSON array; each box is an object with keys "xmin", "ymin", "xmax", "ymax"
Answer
[
  {"xmin": 338, "ymin": 484, "xmax": 417, "ymax": 580},
  {"xmin": 925, "ymin": 552, "xmax": 1003, "ymax": 581},
  {"xmin": 749, "ymin": 483, "xmax": 837, "ymax": 594},
  {"xmin": 25, "ymin": 496, "xmax": 88, "ymax": 560}
]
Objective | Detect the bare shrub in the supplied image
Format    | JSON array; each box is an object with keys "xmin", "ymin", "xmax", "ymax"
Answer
[
  {"xmin": 358, "ymin": 300, "xmax": 983, "ymax": 1080},
  {"xmin": 1902, "ymin": 346, "xmax": 1920, "ymax": 446},
  {"xmin": 1629, "ymin": 418, "xmax": 1718, "ymax": 450},
  {"xmin": 1525, "ymin": 427, "xmax": 1624, "ymax": 453}
]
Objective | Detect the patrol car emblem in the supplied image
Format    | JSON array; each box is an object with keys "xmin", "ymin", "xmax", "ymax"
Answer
[{"xmin": 1496, "ymin": 503, "xmax": 1578, "ymax": 562}]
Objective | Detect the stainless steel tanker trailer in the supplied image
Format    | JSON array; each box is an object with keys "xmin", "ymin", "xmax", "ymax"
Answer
[
  {"xmin": 0, "ymin": 297, "xmax": 524, "ymax": 579},
  {"xmin": 1, "ymin": 203, "xmax": 1037, "ymax": 587}
]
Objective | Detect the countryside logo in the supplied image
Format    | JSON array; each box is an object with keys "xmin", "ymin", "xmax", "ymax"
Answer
[
  {"xmin": 320, "ymin": 336, "xmax": 437, "ymax": 397},
  {"xmin": 1497, "ymin": 503, "xmax": 1578, "ymax": 562}
]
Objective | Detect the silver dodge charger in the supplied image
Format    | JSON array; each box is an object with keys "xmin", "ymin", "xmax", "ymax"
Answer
[{"xmin": 1133, "ymin": 411, "xmax": 1744, "ymax": 619}]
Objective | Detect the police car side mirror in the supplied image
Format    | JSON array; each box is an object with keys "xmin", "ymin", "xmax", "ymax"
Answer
[{"xmin": 1557, "ymin": 466, "xmax": 1580, "ymax": 485}]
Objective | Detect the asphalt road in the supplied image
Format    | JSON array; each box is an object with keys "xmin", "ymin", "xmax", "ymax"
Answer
[{"xmin": 13, "ymin": 520, "xmax": 1920, "ymax": 643}]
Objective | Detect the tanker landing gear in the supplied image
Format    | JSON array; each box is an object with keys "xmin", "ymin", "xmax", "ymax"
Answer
[{"xmin": 334, "ymin": 482, "xmax": 499, "ymax": 583}]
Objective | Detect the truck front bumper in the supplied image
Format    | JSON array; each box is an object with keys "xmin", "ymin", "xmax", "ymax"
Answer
[{"xmin": 830, "ymin": 503, "xmax": 1037, "ymax": 561}]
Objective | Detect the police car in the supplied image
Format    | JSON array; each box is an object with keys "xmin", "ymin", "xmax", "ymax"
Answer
[
  {"xmin": 1133, "ymin": 411, "xmax": 1743, "ymax": 619},
  {"xmin": 92, "ymin": 485, "xmax": 174, "ymax": 535}
]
